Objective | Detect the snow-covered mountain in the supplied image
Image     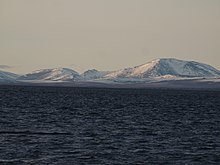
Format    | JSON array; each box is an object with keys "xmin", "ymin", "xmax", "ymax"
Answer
[
  {"xmin": 0, "ymin": 70, "xmax": 19, "ymax": 82},
  {"xmin": 18, "ymin": 68, "xmax": 81, "ymax": 81},
  {"xmin": 81, "ymin": 69, "xmax": 110, "ymax": 80},
  {"xmin": 104, "ymin": 58, "xmax": 220, "ymax": 79},
  {"xmin": 1, "ymin": 58, "xmax": 220, "ymax": 84}
]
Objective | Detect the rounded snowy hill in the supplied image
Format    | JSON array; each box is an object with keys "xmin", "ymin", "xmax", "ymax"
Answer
[
  {"xmin": 18, "ymin": 68, "xmax": 81, "ymax": 81},
  {"xmin": 105, "ymin": 58, "xmax": 220, "ymax": 79},
  {"xmin": 82, "ymin": 69, "xmax": 110, "ymax": 80}
]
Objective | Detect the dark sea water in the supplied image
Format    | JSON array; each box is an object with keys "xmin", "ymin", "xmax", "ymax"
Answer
[{"xmin": 0, "ymin": 86, "xmax": 220, "ymax": 165}]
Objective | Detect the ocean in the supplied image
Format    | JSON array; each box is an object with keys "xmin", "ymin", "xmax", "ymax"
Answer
[{"xmin": 0, "ymin": 85, "xmax": 220, "ymax": 164}]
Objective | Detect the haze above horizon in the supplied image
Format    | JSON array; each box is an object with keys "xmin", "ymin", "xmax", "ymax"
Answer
[{"xmin": 0, "ymin": 0, "xmax": 220, "ymax": 74}]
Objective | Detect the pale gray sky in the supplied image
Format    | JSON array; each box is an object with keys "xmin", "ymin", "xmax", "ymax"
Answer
[{"xmin": 0, "ymin": 0, "xmax": 220, "ymax": 74}]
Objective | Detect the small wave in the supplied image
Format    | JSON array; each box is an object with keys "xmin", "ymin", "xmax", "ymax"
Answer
[
  {"xmin": 0, "ymin": 131, "xmax": 72, "ymax": 136},
  {"xmin": 0, "ymin": 159, "xmax": 25, "ymax": 163}
]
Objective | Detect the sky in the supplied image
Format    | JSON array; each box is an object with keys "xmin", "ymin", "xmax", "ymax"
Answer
[{"xmin": 0, "ymin": 0, "xmax": 220, "ymax": 74}]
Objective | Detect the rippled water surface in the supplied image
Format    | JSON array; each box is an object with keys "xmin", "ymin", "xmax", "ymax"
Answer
[{"xmin": 0, "ymin": 86, "xmax": 220, "ymax": 164}]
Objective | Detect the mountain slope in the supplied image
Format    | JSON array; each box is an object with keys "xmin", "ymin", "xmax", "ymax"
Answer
[
  {"xmin": 0, "ymin": 70, "xmax": 19, "ymax": 82},
  {"xmin": 18, "ymin": 68, "xmax": 81, "ymax": 81},
  {"xmin": 104, "ymin": 58, "xmax": 220, "ymax": 79}
]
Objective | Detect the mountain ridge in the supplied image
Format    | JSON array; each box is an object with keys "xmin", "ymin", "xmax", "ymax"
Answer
[{"xmin": 1, "ymin": 58, "xmax": 220, "ymax": 83}]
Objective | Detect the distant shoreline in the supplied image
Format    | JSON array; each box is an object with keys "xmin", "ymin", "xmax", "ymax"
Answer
[{"xmin": 1, "ymin": 79, "xmax": 220, "ymax": 91}]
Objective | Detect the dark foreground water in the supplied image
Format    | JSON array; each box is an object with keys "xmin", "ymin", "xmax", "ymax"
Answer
[{"xmin": 0, "ymin": 86, "xmax": 220, "ymax": 165}]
